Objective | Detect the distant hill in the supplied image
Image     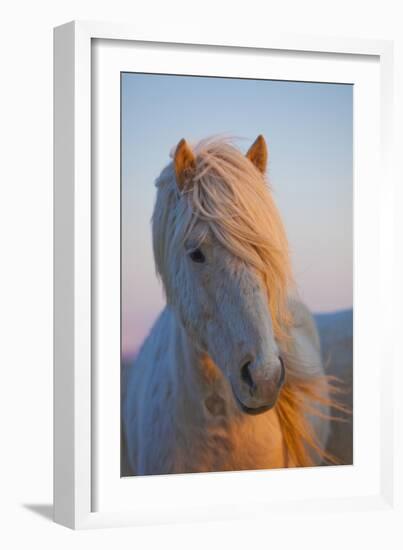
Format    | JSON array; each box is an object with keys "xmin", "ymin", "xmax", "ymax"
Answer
[
  {"xmin": 314, "ymin": 308, "xmax": 353, "ymax": 464},
  {"xmin": 314, "ymin": 309, "xmax": 353, "ymax": 379}
]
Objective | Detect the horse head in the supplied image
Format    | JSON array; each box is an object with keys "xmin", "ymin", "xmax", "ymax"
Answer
[{"xmin": 152, "ymin": 136, "xmax": 292, "ymax": 414}]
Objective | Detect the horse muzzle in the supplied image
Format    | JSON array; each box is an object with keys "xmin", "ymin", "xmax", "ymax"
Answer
[{"xmin": 231, "ymin": 356, "xmax": 285, "ymax": 415}]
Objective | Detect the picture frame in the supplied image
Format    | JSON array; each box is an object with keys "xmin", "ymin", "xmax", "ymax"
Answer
[{"xmin": 54, "ymin": 20, "xmax": 395, "ymax": 529}]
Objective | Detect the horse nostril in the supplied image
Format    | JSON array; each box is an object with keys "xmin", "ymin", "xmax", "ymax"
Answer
[
  {"xmin": 277, "ymin": 357, "xmax": 286, "ymax": 388},
  {"xmin": 241, "ymin": 361, "xmax": 256, "ymax": 392}
]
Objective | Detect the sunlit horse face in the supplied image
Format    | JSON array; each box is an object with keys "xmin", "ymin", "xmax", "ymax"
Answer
[
  {"xmin": 181, "ymin": 226, "xmax": 285, "ymax": 414},
  {"xmin": 154, "ymin": 136, "xmax": 286, "ymax": 414}
]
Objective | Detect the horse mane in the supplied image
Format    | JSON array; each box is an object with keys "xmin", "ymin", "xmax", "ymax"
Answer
[
  {"xmin": 277, "ymin": 375, "xmax": 349, "ymax": 466},
  {"xmin": 153, "ymin": 136, "xmax": 348, "ymax": 467}
]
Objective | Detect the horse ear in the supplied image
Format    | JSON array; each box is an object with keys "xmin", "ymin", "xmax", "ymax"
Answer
[
  {"xmin": 174, "ymin": 138, "xmax": 196, "ymax": 191},
  {"xmin": 246, "ymin": 135, "xmax": 268, "ymax": 174}
]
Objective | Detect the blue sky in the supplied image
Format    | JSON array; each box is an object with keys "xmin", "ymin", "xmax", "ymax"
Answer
[{"xmin": 121, "ymin": 73, "xmax": 353, "ymax": 357}]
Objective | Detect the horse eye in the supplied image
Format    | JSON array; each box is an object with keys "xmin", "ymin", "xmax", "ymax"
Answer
[{"xmin": 189, "ymin": 248, "xmax": 205, "ymax": 263}]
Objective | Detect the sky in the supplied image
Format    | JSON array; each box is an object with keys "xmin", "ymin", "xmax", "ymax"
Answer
[{"xmin": 121, "ymin": 73, "xmax": 353, "ymax": 358}]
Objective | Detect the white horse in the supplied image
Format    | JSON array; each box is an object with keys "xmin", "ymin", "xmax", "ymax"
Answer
[{"xmin": 123, "ymin": 136, "xmax": 347, "ymax": 475}]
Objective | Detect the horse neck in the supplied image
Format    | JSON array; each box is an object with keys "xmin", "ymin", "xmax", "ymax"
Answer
[{"xmin": 167, "ymin": 307, "xmax": 229, "ymax": 409}]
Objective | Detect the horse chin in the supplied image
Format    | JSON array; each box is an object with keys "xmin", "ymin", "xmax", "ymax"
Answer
[{"xmin": 232, "ymin": 390, "xmax": 276, "ymax": 416}]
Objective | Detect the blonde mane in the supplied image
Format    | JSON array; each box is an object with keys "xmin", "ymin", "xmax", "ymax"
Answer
[{"xmin": 153, "ymin": 137, "xmax": 347, "ymax": 467}]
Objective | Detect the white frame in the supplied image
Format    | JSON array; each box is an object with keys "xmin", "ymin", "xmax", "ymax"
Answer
[
  {"xmin": 54, "ymin": 20, "xmax": 395, "ymax": 529},
  {"xmin": 94, "ymin": 40, "xmax": 381, "ymax": 514}
]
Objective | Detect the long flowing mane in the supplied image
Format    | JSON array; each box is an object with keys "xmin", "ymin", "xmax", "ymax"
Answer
[{"xmin": 153, "ymin": 137, "xmax": 347, "ymax": 467}]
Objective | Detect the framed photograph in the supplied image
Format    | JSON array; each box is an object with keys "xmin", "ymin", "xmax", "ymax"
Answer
[{"xmin": 54, "ymin": 21, "xmax": 395, "ymax": 529}]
